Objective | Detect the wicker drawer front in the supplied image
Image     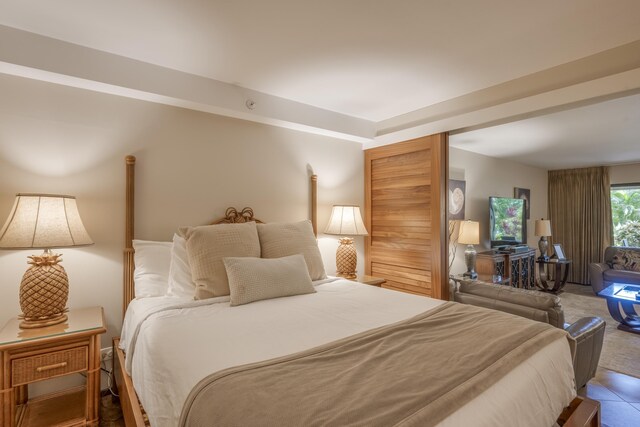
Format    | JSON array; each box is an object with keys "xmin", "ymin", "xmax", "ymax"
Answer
[{"xmin": 12, "ymin": 346, "xmax": 88, "ymax": 386}]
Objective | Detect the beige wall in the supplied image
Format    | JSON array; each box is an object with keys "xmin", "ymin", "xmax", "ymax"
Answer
[
  {"xmin": 0, "ymin": 74, "xmax": 365, "ymax": 357},
  {"xmin": 610, "ymin": 163, "xmax": 640, "ymax": 185},
  {"xmin": 448, "ymin": 147, "xmax": 548, "ymax": 275}
]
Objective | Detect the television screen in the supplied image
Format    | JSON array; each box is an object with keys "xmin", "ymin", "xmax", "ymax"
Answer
[{"xmin": 489, "ymin": 197, "xmax": 526, "ymax": 247}]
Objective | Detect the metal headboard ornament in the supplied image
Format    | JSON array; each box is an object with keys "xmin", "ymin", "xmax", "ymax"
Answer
[{"xmin": 213, "ymin": 207, "xmax": 264, "ymax": 225}]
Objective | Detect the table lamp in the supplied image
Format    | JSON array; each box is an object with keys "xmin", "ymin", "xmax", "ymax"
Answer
[
  {"xmin": 324, "ymin": 205, "xmax": 368, "ymax": 279},
  {"xmin": 0, "ymin": 194, "xmax": 93, "ymax": 329},
  {"xmin": 458, "ymin": 220, "xmax": 480, "ymax": 279},
  {"xmin": 535, "ymin": 219, "xmax": 552, "ymax": 261}
]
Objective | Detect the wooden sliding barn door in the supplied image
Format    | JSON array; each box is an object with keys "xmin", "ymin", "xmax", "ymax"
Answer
[{"xmin": 364, "ymin": 134, "xmax": 449, "ymax": 299}]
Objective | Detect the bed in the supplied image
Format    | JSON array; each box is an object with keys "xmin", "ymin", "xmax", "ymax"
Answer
[{"xmin": 113, "ymin": 155, "xmax": 600, "ymax": 427}]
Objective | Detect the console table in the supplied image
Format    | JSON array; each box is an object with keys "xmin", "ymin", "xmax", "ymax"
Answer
[
  {"xmin": 476, "ymin": 248, "xmax": 536, "ymax": 289},
  {"xmin": 536, "ymin": 259, "xmax": 572, "ymax": 293}
]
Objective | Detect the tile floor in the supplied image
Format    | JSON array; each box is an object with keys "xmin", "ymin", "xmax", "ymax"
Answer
[{"xmin": 578, "ymin": 367, "xmax": 640, "ymax": 427}]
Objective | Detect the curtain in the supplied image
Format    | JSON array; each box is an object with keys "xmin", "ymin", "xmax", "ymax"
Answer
[{"xmin": 548, "ymin": 166, "xmax": 612, "ymax": 284}]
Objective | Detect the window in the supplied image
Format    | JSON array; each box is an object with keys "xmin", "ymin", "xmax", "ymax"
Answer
[{"xmin": 611, "ymin": 184, "xmax": 640, "ymax": 247}]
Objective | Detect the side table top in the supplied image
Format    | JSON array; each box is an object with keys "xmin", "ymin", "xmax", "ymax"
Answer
[
  {"xmin": 0, "ymin": 306, "xmax": 105, "ymax": 348},
  {"xmin": 536, "ymin": 259, "xmax": 572, "ymax": 265},
  {"xmin": 358, "ymin": 275, "xmax": 386, "ymax": 286}
]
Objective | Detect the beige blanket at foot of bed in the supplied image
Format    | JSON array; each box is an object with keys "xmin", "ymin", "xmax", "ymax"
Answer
[{"xmin": 180, "ymin": 301, "xmax": 574, "ymax": 427}]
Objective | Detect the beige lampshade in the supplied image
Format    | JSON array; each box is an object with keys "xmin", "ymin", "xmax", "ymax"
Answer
[
  {"xmin": 458, "ymin": 220, "xmax": 480, "ymax": 245},
  {"xmin": 0, "ymin": 194, "xmax": 93, "ymax": 249},
  {"xmin": 324, "ymin": 205, "xmax": 368, "ymax": 236},
  {"xmin": 534, "ymin": 219, "xmax": 552, "ymax": 237}
]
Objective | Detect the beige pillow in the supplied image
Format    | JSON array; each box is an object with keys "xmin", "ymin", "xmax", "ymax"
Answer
[
  {"xmin": 224, "ymin": 254, "xmax": 315, "ymax": 306},
  {"xmin": 257, "ymin": 220, "xmax": 327, "ymax": 280},
  {"xmin": 612, "ymin": 250, "xmax": 640, "ymax": 272},
  {"xmin": 181, "ymin": 222, "xmax": 261, "ymax": 299}
]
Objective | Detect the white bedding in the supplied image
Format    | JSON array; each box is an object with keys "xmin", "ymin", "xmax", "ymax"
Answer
[{"xmin": 121, "ymin": 279, "xmax": 576, "ymax": 427}]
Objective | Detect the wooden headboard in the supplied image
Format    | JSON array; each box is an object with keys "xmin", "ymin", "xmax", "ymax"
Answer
[{"xmin": 122, "ymin": 155, "xmax": 318, "ymax": 318}]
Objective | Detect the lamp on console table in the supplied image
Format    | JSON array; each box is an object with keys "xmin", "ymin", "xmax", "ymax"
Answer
[
  {"xmin": 324, "ymin": 205, "xmax": 368, "ymax": 279},
  {"xmin": 535, "ymin": 219, "xmax": 552, "ymax": 261},
  {"xmin": 458, "ymin": 220, "xmax": 480, "ymax": 279},
  {"xmin": 0, "ymin": 194, "xmax": 93, "ymax": 329}
]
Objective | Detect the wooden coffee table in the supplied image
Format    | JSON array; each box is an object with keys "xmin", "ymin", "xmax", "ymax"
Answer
[{"xmin": 598, "ymin": 283, "xmax": 640, "ymax": 334}]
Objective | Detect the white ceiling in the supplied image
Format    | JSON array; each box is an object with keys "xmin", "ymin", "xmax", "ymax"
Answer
[
  {"xmin": 1, "ymin": 0, "xmax": 640, "ymax": 167},
  {"xmin": 449, "ymin": 93, "xmax": 640, "ymax": 169}
]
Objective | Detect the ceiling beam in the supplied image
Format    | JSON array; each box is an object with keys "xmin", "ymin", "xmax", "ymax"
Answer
[
  {"xmin": 371, "ymin": 41, "xmax": 640, "ymax": 147},
  {"xmin": 369, "ymin": 67, "xmax": 640, "ymax": 148},
  {"xmin": 0, "ymin": 25, "xmax": 376, "ymax": 143},
  {"xmin": 1, "ymin": 25, "xmax": 638, "ymax": 149}
]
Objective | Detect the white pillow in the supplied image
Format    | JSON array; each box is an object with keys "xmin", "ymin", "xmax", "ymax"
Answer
[
  {"xmin": 132, "ymin": 240, "xmax": 172, "ymax": 298},
  {"xmin": 167, "ymin": 233, "xmax": 197, "ymax": 298},
  {"xmin": 223, "ymin": 254, "xmax": 315, "ymax": 306}
]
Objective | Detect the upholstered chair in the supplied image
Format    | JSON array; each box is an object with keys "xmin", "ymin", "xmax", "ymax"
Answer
[
  {"xmin": 589, "ymin": 246, "xmax": 640, "ymax": 294},
  {"xmin": 454, "ymin": 280, "xmax": 605, "ymax": 389}
]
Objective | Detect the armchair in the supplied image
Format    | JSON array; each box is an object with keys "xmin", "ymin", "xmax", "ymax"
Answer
[
  {"xmin": 589, "ymin": 246, "xmax": 640, "ymax": 294},
  {"xmin": 454, "ymin": 280, "xmax": 605, "ymax": 389}
]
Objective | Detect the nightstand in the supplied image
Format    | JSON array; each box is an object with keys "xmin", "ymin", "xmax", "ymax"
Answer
[
  {"xmin": 358, "ymin": 275, "xmax": 386, "ymax": 287},
  {"xmin": 0, "ymin": 306, "xmax": 106, "ymax": 427}
]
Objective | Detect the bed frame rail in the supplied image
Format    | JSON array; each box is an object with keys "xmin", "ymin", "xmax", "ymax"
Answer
[
  {"xmin": 558, "ymin": 396, "xmax": 600, "ymax": 426},
  {"xmin": 113, "ymin": 338, "xmax": 148, "ymax": 426}
]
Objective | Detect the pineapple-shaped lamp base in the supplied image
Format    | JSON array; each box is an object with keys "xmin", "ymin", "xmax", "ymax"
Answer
[
  {"xmin": 335, "ymin": 237, "xmax": 358, "ymax": 280},
  {"xmin": 19, "ymin": 249, "xmax": 69, "ymax": 329}
]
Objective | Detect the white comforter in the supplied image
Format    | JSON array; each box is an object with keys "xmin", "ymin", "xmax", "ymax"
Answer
[{"xmin": 120, "ymin": 279, "xmax": 576, "ymax": 427}]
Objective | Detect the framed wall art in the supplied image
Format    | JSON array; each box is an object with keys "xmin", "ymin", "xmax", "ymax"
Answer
[
  {"xmin": 514, "ymin": 187, "xmax": 531, "ymax": 219},
  {"xmin": 449, "ymin": 179, "xmax": 466, "ymax": 220}
]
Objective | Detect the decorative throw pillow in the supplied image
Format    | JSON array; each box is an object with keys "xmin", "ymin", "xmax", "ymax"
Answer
[
  {"xmin": 629, "ymin": 252, "xmax": 640, "ymax": 272},
  {"xmin": 257, "ymin": 220, "xmax": 327, "ymax": 281},
  {"xmin": 167, "ymin": 233, "xmax": 197, "ymax": 298},
  {"xmin": 182, "ymin": 222, "xmax": 261, "ymax": 299},
  {"xmin": 132, "ymin": 240, "xmax": 172, "ymax": 298},
  {"xmin": 611, "ymin": 251, "xmax": 625, "ymax": 270},
  {"xmin": 224, "ymin": 254, "xmax": 315, "ymax": 306},
  {"xmin": 612, "ymin": 250, "xmax": 640, "ymax": 272}
]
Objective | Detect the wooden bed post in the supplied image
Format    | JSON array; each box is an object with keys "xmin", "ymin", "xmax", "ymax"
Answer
[
  {"xmin": 311, "ymin": 174, "xmax": 318, "ymax": 237},
  {"xmin": 123, "ymin": 155, "xmax": 136, "ymax": 319}
]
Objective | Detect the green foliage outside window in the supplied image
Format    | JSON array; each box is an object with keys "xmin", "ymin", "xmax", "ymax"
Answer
[{"xmin": 611, "ymin": 188, "xmax": 640, "ymax": 247}]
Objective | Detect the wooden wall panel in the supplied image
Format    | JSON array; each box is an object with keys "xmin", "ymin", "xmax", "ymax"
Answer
[{"xmin": 364, "ymin": 134, "xmax": 448, "ymax": 299}]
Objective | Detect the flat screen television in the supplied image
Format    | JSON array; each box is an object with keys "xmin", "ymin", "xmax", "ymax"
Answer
[{"xmin": 489, "ymin": 196, "xmax": 526, "ymax": 247}]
